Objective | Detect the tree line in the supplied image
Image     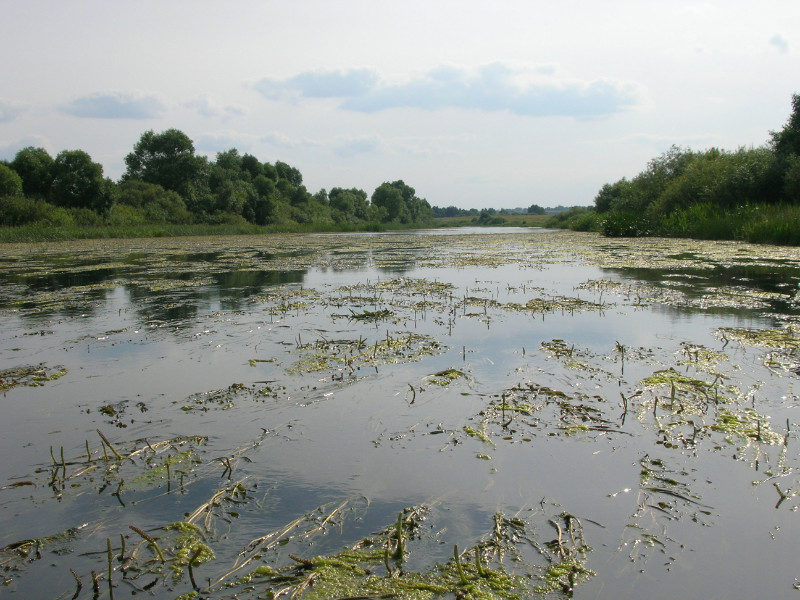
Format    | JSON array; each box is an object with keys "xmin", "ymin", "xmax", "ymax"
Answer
[
  {"xmin": 0, "ymin": 129, "xmax": 434, "ymax": 229},
  {"xmin": 553, "ymin": 93, "xmax": 800, "ymax": 244}
]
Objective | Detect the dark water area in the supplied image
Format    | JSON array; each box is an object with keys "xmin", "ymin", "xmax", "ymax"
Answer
[{"xmin": 1, "ymin": 229, "xmax": 799, "ymax": 599}]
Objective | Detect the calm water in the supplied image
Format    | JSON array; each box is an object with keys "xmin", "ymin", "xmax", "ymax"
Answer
[{"xmin": 1, "ymin": 229, "xmax": 799, "ymax": 599}]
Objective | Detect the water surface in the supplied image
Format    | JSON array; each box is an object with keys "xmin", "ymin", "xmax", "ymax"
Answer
[{"xmin": 1, "ymin": 229, "xmax": 799, "ymax": 599}]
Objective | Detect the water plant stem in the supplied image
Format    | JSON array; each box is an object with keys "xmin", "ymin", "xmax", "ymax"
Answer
[
  {"xmin": 97, "ymin": 429, "xmax": 123, "ymax": 460},
  {"xmin": 129, "ymin": 525, "xmax": 165, "ymax": 563}
]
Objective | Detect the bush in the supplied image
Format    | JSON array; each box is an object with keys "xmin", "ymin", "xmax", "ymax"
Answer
[
  {"xmin": 68, "ymin": 207, "xmax": 105, "ymax": 226},
  {"xmin": 0, "ymin": 196, "xmax": 73, "ymax": 226},
  {"xmin": 601, "ymin": 211, "xmax": 652, "ymax": 237},
  {"xmin": 107, "ymin": 204, "xmax": 147, "ymax": 226},
  {"xmin": 0, "ymin": 164, "xmax": 23, "ymax": 196}
]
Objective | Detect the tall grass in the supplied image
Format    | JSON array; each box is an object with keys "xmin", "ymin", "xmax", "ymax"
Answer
[
  {"xmin": 0, "ymin": 220, "xmax": 393, "ymax": 243},
  {"xmin": 548, "ymin": 203, "xmax": 800, "ymax": 246}
]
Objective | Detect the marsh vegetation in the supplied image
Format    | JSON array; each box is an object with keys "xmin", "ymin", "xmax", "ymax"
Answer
[{"xmin": 1, "ymin": 228, "xmax": 799, "ymax": 598}]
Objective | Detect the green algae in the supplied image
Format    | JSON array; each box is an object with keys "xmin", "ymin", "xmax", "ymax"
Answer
[
  {"xmin": 718, "ymin": 325, "xmax": 800, "ymax": 349},
  {"xmin": 428, "ymin": 368, "xmax": 466, "ymax": 386},
  {"xmin": 288, "ymin": 332, "xmax": 443, "ymax": 375},
  {"xmin": 677, "ymin": 342, "xmax": 728, "ymax": 369},
  {"xmin": 464, "ymin": 423, "xmax": 494, "ymax": 446},
  {"xmin": 177, "ymin": 383, "xmax": 278, "ymax": 412},
  {"xmin": 711, "ymin": 407, "xmax": 784, "ymax": 446},
  {"xmin": 208, "ymin": 506, "xmax": 588, "ymax": 600},
  {"xmin": 0, "ymin": 364, "xmax": 67, "ymax": 391},
  {"xmin": 163, "ymin": 521, "xmax": 215, "ymax": 580},
  {"xmin": 640, "ymin": 368, "xmax": 716, "ymax": 392}
]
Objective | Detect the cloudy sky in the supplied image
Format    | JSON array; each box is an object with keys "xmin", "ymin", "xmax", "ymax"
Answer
[{"xmin": 1, "ymin": 1, "xmax": 798, "ymax": 209}]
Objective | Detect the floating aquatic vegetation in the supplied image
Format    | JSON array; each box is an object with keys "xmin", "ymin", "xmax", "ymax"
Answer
[
  {"xmin": 639, "ymin": 368, "xmax": 727, "ymax": 412},
  {"xmin": 177, "ymin": 382, "xmax": 284, "ymax": 412},
  {"xmin": 0, "ymin": 363, "xmax": 67, "ymax": 391},
  {"xmin": 718, "ymin": 325, "xmax": 800, "ymax": 350},
  {"xmin": 711, "ymin": 407, "xmax": 784, "ymax": 446},
  {"xmin": 0, "ymin": 524, "xmax": 90, "ymax": 584},
  {"xmin": 427, "ymin": 368, "xmax": 467, "ymax": 386},
  {"xmin": 288, "ymin": 331, "xmax": 444, "ymax": 376},
  {"xmin": 163, "ymin": 521, "xmax": 215, "ymax": 581},
  {"xmin": 676, "ymin": 342, "xmax": 728, "ymax": 370},
  {"xmin": 179, "ymin": 384, "xmax": 247, "ymax": 412},
  {"xmin": 612, "ymin": 454, "xmax": 713, "ymax": 569},
  {"xmin": 539, "ymin": 339, "xmax": 602, "ymax": 372},
  {"xmin": 185, "ymin": 502, "xmax": 592, "ymax": 600},
  {"xmin": 459, "ymin": 383, "xmax": 621, "ymax": 449}
]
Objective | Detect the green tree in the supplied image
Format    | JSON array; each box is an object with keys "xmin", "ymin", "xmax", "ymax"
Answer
[
  {"xmin": 329, "ymin": 187, "xmax": 369, "ymax": 222},
  {"xmin": 0, "ymin": 164, "xmax": 23, "ymax": 197},
  {"xmin": 371, "ymin": 182, "xmax": 408, "ymax": 222},
  {"xmin": 240, "ymin": 153, "xmax": 262, "ymax": 180},
  {"xmin": 123, "ymin": 129, "xmax": 207, "ymax": 201},
  {"xmin": 275, "ymin": 161, "xmax": 303, "ymax": 187},
  {"xmin": 771, "ymin": 93, "xmax": 800, "ymax": 159},
  {"xmin": 594, "ymin": 179, "xmax": 631, "ymax": 213},
  {"xmin": 527, "ymin": 204, "xmax": 546, "ymax": 215},
  {"xmin": 11, "ymin": 146, "xmax": 54, "ymax": 199},
  {"xmin": 50, "ymin": 150, "xmax": 113, "ymax": 213},
  {"xmin": 116, "ymin": 180, "xmax": 192, "ymax": 223}
]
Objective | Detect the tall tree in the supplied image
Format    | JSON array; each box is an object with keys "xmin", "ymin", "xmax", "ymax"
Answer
[
  {"xmin": 0, "ymin": 164, "xmax": 23, "ymax": 196},
  {"xmin": 371, "ymin": 182, "xmax": 408, "ymax": 222},
  {"xmin": 50, "ymin": 150, "xmax": 113, "ymax": 212},
  {"xmin": 771, "ymin": 93, "xmax": 800, "ymax": 158},
  {"xmin": 11, "ymin": 146, "xmax": 53, "ymax": 199},
  {"xmin": 123, "ymin": 129, "xmax": 206, "ymax": 200},
  {"xmin": 275, "ymin": 161, "xmax": 303, "ymax": 187}
]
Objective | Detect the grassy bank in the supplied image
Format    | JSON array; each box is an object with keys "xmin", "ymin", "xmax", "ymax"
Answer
[
  {"xmin": 0, "ymin": 221, "xmax": 394, "ymax": 243},
  {"xmin": 0, "ymin": 214, "xmax": 557, "ymax": 243},
  {"xmin": 547, "ymin": 203, "xmax": 800, "ymax": 246}
]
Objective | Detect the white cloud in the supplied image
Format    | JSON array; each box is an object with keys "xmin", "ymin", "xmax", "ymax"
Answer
[
  {"xmin": 62, "ymin": 91, "xmax": 167, "ymax": 119},
  {"xmin": 252, "ymin": 68, "xmax": 380, "ymax": 101},
  {"xmin": 261, "ymin": 132, "xmax": 314, "ymax": 149},
  {"xmin": 332, "ymin": 135, "xmax": 383, "ymax": 157},
  {"xmin": 769, "ymin": 34, "xmax": 789, "ymax": 54},
  {"xmin": 185, "ymin": 94, "xmax": 247, "ymax": 118},
  {"xmin": 0, "ymin": 99, "xmax": 25, "ymax": 122},
  {"xmin": 193, "ymin": 130, "xmax": 261, "ymax": 156},
  {"xmin": 252, "ymin": 63, "xmax": 641, "ymax": 119}
]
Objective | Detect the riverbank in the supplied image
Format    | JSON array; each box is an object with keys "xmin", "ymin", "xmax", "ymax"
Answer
[
  {"xmin": 0, "ymin": 214, "xmax": 555, "ymax": 243},
  {"xmin": 548, "ymin": 202, "xmax": 800, "ymax": 246}
]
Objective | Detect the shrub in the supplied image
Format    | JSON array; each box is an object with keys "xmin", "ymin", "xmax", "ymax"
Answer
[{"xmin": 0, "ymin": 164, "xmax": 23, "ymax": 197}]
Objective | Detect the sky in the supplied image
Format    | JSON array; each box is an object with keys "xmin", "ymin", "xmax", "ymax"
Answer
[{"xmin": 1, "ymin": 1, "xmax": 798, "ymax": 210}]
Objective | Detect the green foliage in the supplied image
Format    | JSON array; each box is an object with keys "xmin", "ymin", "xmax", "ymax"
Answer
[
  {"xmin": 562, "ymin": 93, "xmax": 800, "ymax": 245},
  {"xmin": 783, "ymin": 154, "xmax": 800, "ymax": 202},
  {"xmin": 123, "ymin": 129, "xmax": 207, "ymax": 202},
  {"xmin": 107, "ymin": 203, "xmax": 148, "ymax": 226},
  {"xmin": 371, "ymin": 180, "xmax": 433, "ymax": 224},
  {"xmin": 0, "ymin": 196, "xmax": 73, "ymax": 226},
  {"xmin": 771, "ymin": 93, "xmax": 800, "ymax": 159},
  {"xmin": 0, "ymin": 164, "xmax": 23, "ymax": 196},
  {"xmin": 10, "ymin": 146, "xmax": 53, "ymax": 198},
  {"xmin": 547, "ymin": 207, "xmax": 600, "ymax": 231},
  {"xmin": 329, "ymin": 187, "xmax": 369, "ymax": 223},
  {"xmin": 50, "ymin": 150, "xmax": 113, "ymax": 213},
  {"xmin": 1, "ymin": 128, "xmax": 431, "ymax": 234},
  {"xmin": 475, "ymin": 209, "xmax": 505, "ymax": 225},
  {"xmin": 117, "ymin": 180, "xmax": 193, "ymax": 224}
]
